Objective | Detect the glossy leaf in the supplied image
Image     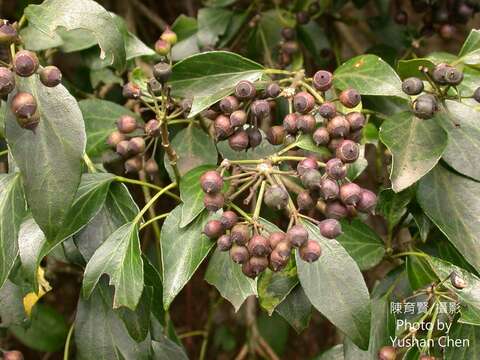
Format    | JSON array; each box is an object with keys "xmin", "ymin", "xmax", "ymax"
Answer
[
  {"xmin": 296, "ymin": 134, "xmax": 331, "ymax": 158},
  {"xmin": 0, "ymin": 279, "xmax": 27, "ymax": 326},
  {"xmin": 376, "ymin": 187, "xmax": 415, "ymax": 234},
  {"xmin": 83, "ymin": 221, "xmax": 143, "ymax": 310},
  {"xmin": 336, "ymin": 219, "xmax": 385, "ymax": 271},
  {"xmin": 275, "ymin": 286, "xmax": 312, "ymax": 334},
  {"xmin": 112, "ymin": 13, "xmax": 155, "ymax": 60},
  {"xmin": 0, "ymin": 174, "xmax": 27, "ymax": 288},
  {"xmin": 418, "ymin": 165, "xmax": 480, "ymax": 272},
  {"xmin": 437, "ymin": 100, "xmax": 480, "ymax": 181},
  {"xmin": 162, "ymin": 205, "xmax": 215, "ymax": 309},
  {"xmin": 334, "ymin": 54, "xmax": 408, "ymax": 99},
  {"xmin": 171, "ymin": 15, "xmax": 199, "ymax": 61},
  {"xmin": 445, "ymin": 322, "xmax": 480, "ymax": 358},
  {"xmin": 170, "ymin": 51, "xmax": 264, "ymax": 118},
  {"xmin": 379, "ymin": 111, "xmax": 447, "ymax": 192},
  {"xmin": 164, "ymin": 126, "xmax": 217, "ymax": 181},
  {"xmin": 397, "ymin": 58, "xmax": 435, "ymax": 80},
  {"xmin": 197, "ymin": 7, "xmax": 232, "ymax": 46},
  {"xmin": 80, "ymin": 98, "xmax": 139, "ymax": 158},
  {"xmin": 205, "ymin": 248, "xmax": 256, "ymax": 312},
  {"xmin": 152, "ymin": 337, "xmax": 189, "ymax": 360},
  {"xmin": 458, "ymin": 29, "xmax": 480, "ymax": 65},
  {"xmin": 116, "ymin": 286, "xmax": 152, "ymax": 342},
  {"xmin": 296, "ymin": 220, "xmax": 371, "ymax": 350},
  {"xmin": 24, "ymin": 0, "xmax": 126, "ymax": 70},
  {"xmin": 5, "ymin": 76, "xmax": 86, "ymax": 241},
  {"xmin": 406, "ymin": 255, "xmax": 436, "ymax": 290}
]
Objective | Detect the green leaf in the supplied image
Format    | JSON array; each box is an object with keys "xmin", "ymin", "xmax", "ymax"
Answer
[
  {"xmin": 0, "ymin": 279, "xmax": 27, "ymax": 326},
  {"xmin": 197, "ymin": 7, "xmax": 233, "ymax": 46},
  {"xmin": 5, "ymin": 76, "xmax": 86, "ymax": 241},
  {"xmin": 162, "ymin": 205, "xmax": 215, "ymax": 309},
  {"xmin": 152, "ymin": 337, "xmax": 189, "ymax": 360},
  {"xmin": 205, "ymin": 248, "xmax": 257, "ymax": 311},
  {"xmin": 143, "ymin": 259, "xmax": 165, "ymax": 323},
  {"xmin": 297, "ymin": 22, "xmax": 330, "ymax": 66},
  {"xmin": 75, "ymin": 281, "xmax": 152, "ymax": 360},
  {"xmin": 406, "ymin": 255, "xmax": 436, "ymax": 290},
  {"xmin": 458, "ymin": 29, "xmax": 480, "ymax": 65},
  {"xmin": 217, "ymin": 129, "xmax": 281, "ymax": 160},
  {"xmin": 437, "ymin": 100, "xmax": 480, "ymax": 181},
  {"xmin": 171, "ymin": 15, "xmax": 199, "ymax": 61},
  {"xmin": 0, "ymin": 174, "xmax": 27, "ymax": 288},
  {"xmin": 83, "ymin": 221, "xmax": 143, "ymax": 310},
  {"xmin": 295, "ymin": 134, "xmax": 331, "ymax": 158},
  {"xmin": 296, "ymin": 220, "xmax": 371, "ymax": 349},
  {"xmin": 20, "ymin": 26, "xmax": 97, "ymax": 53},
  {"xmin": 90, "ymin": 68, "xmax": 123, "ymax": 88},
  {"xmin": 336, "ymin": 219, "xmax": 385, "ymax": 271},
  {"xmin": 258, "ymin": 258, "xmax": 298, "ymax": 315},
  {"xmin": 334, "ymin": 54, "xmax": 408, "ymax": 99},
  {"xmin": 112, "ymin": 13, "xmax": 155, "ymax": 60},
  {"xmin": 379, "ymin": 111, "xmax": 448, "ymax": 192},
  {"xmin": 164, "ymin": 126, "xmax": 217, "ymax": 181},
  {"xmin": 74, "ymin": 182, "xmax": 138, "ymax": 262},
  {"xmin": 116, "ymin": 286, "xmax": 152, "ymax": 342},
  {"xmin": 79, "ymin": 99, "xmax": 139, "ymax": 158},
  {"xmin": 346, "ymin": 145, "xmax": 368, "ymax": 181},
  {"xmin": 418, "ymin": 165, "xmax": 480, "ymax": 272},
  {"xmin": 10, "ymin": 304, "xmax": 68, "ymax": 352},
  {"xmin": 377, "ymin": 187, "xmax": 415, "ymax": 234},
  {"xmin": 180, "ymin": 165, "xmax": 217, "ymax": 228},
  {"xmin": 314, "ymin": 344, "xmax": 344, "ymax": 360},
  {"xmin": 445, "ymin": 322, "xmax": 480, "ymax": 358},
  {"xmin": 397, "ymin": 58, "xmax": 435, "ymax": 80},
  {"xmin": 275, "ymin": 286, "xmax": 312, "ymax": 333},
  {"xmin": 170, "ymin": 51, "xmax": 264, "ymax": 118},
  {"xmin": 24, "ymin": 0, "xmax": 126, "ymax": 70}
]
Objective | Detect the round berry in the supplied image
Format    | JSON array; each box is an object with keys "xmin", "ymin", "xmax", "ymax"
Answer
[
  {"xmin": 325, "ymin": 201, "xmax": 348, "ymax": 220},
  {"xmin": 0, "ymin": 23, "xmax": 18, "ymax": 44},
  {"xmin": 474, "ymin": 87, "xmax": 480, "ymax": 103},
  {"xmin": 160, "ymin": 27, "xmax": 178, "ymax": 45},
  {"xmin": 228, "ymin": 129, "xmax": 249, "ymax": 151},
  {"xmin": 339, "ymin": 182, "xmax": 362, "ymax": 206},
  {"xmin": 235, "ymin": 80, "xmax": 256, "ymax": 100},
  {"xmin": 214, "ymin": 114, "xmax": 233, "ymax": 140},
  {"xmin": 378, "ymin": 346, "xmax": 396, "ymax": 360},
  {"xmin": 412, "ymin": 94, "xmax": 438, "ymax": 119},
  {"xmin": 200, "ymin": 171, "xmax": 223, "ymax": 194},
  {"xmin": 313, "ymin": 127, "xmax": 330, "ymax": 146},
  {"xmin": 293, "ymin": 91, "xmax": 315, "ymax": 114},
  {"xmin": 145, "ymin": 158, "xmax": 159, "ymax": 176},
  {"xmin": 297, "ymin": 157, "xmax": 318, "ymax": 176},
  {"xmin": 266, "ymin": 82, "xmax": 281, "ymax": 98},
  {"xmin": 296, "ymin": 11, "xmax": 310, "ymax": 24},
  {"xmin": 269, "ymin": 232, "xmax": 286, "ymax": 249},
  {"xmin": 301, "ymin": 169, "xmax": 322, "ymax": 190},
  {"xmin": 145, "ymin": 119, "xmax": 160, "ymax": 137},
  {"xmin": 247, "ymin": 127, "xmax": 262, "ymax": 148},
  {"xmin": 16, "ymin": 113, "xmax": 40, "ymax": 131},
  {"xmin": 275, "ymin": 239, "xmax": 292, "ymax": 258},
  {"xmin": 439, "ymin": 24, "xmax": 456, "ymax": 40},
  {"xmin": 326, "ymin": 158, "xmax": 347, "ymax": 180},
  {"xmin": 319, "ymin": 102, "xmax": 336, "ymax": 119},
  {"xmin": 444, "ymin": 67, "xmax": 463, "ymax": 86},
  {"xmin": 251, "ymin": 99, "xmax": 271, "ymax": 119},
  {"xmin": 281, "ymin": 27, "xmax": 295, "ymax": 41},
  {"xmin": 313, "ymin": 70, "xmax": 333, "ymax": 91},
  {"xmin": 147, "ymin": 78, "xmax": 162, "ymax": 96},
  {"xmin": 339, "ymin": 88, "xmax": 361, "ymax": 108},
  {"xmin": 346, "ymin": 112, "xmax": 366, "ymax": 131},
  {"xmin": 248, "ymin": 235, "xmax": 271, "ymax": 257},
  {"xmin": 328, "ymin": 137, "xmax": 344, "ymax": 152},
  {"xmin": 264, "ymin": 185, "xmax": 289, "ymax": 210},
  {"xmin": 283, "ymin": 113, "xmax": 298, "ymax": 134},
  {"xmin": 116, "ymin": 140, "xmax": 130, "ymax": 157},
  {"xmin": 124, "ymin": 156, "xmax": 143, "ymax": 173},
  {"xmin": 402, "ymin": 77, "xmax": 424, "ymax": 95},
  {"xmin": 127, "ymin": 137, "xmax": 145, "ymax": 155},
  {"xmin": 220, "ymin": 210, "xmax": 238, "ymax": 229},
  {"xmin": 269, "ymin": 250, "xmax": 288, "ymax": 272},
  {"xmin": 107, "ymin": 131, "xmax": 126, "ymax": 148},
  {"xmin": 122, "ymin": 82, "xmax": 141, "ymax": 99},
  {"xmin": 153, "ymin": 62, "xmax": 172, "ymax": 84},
  {"xmin": 347, "ymin": 128, "xmax": 363, "ymax": 143},
  {"xmin": 327, "ymin": 115, "xmax": 350, "ymax": 138},
  {"xmin": 39, "ymin": 66, "xmax": 62, "ymax": 87},
  {"xmin": 203, "ymin": 192, "xmax": 224, "ymax": 211},
  {"xmin": 266, "ymin": 125, "xmax": 285, "ymax": 145},
  {"xmin": 297, "ymin": 114, "xmax": 316, "ymax": 133},
  {"xmin": 242, "ymin": 261, "xmax": 256, "ymax": 278},
  {"xmin": 230, "ymin": 244, "xmax": 249, "ymax": 264},
  {"xmin": 297, "ymin": 191, "xmax": 315, "ymax": 211},
  {"xmin": 231, "ymin": 224, "xmax": 250, "ymax": 245},
  {"xmin": 219, "ymin": 95, "xmax": 239, "ymax": 115},
  {"xmin": 336, "ymin": 140, "xmax": 360, "ymax": 163},
  {"xmin": 230, "ymin": 110, "xmax": 247, "ymax": 127},
  {"xmin": 217, "ymin": 234, "xmax": 233, "ymax": 251},
  {"xmin": 287, "ymin": 225, "xmax": 309, "ymax": 247},
  {"xmin": 0, "ymin": 67, "xmax": 15, "ymax": 97},
  {"xmin": 357, "ymin": 189, "xmax": 377, "ymax": 213},
  {"xmin": 154, "ymin": 39, "xmax": 171, "ymax": 55},
  {"xmin": 450, "ymin": 271, "xmax": 467, "ymax": 289},
  {"xmin": 300, "ymin": 240, "xmax": 321, "ymax": 262},
  {"xmin": 249, "ymin": 256, "xmax": 269, "ymax": 276},
  {"xmin": 117, "ymin": 115, "xmax": 137, "ymax": 134},
  {"xmin": 320, "ymin": 178, "xmax": 339, "ymax": 200},
  {"xmin": 319, "ymin": 219, "xmax": 342, "ymax": 239},
  {"xmin": 11, "ymin": 92, "xmax": 37, "ymax": 119},
  {"xmin": 13, "ymin": 50, "xmax": 39, "ymax": 77},
  {"xmin": 432, "ymin": 63, "xmax": 449, "ymax": 85}
]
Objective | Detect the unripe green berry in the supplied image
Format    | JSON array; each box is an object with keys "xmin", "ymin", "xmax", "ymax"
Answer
[
  {"xmin": 326, "ymin": 158, "xmax": 347, "ymax": 180},
  {"xmin": 204, "ymin": 219, "xmax": 224, "ymax": 239},
  {"xmin": 235, "ymin": 80, "xmax": 256, "ymax": 100},
  {"xmin": 203, "ymin": 192, "xmax": 224, "ymax": 211},
  {"xmin": 154, "ymin": 39, "xmax": 171, "ymax": 55},
  {"xmin": 319, "ymin": 218, "xmax": 342, "ymax": 239},
  {"xmin": 39, "ymin": 66, "xmax": 62, "ymax": 87},
  {"xmin": 287, "ymin": 225, "xmax": 308, "ymax": 247},
  {"xmin": 160, "ymin": 27, "xmax": 178, "ymax": 45},
  {"xmin": 339, "ymin": 88, "xmax": 361, "ymax": 108},
  {"xmin": 313, "ymin": 70, "xmax": 333, "ymax": 91},
  {"xmin": 13, "ymin": 50, "xmax": 39, "ymax": 77},
  {"xmin": 0, "ymin": 67, "xmax": 15, "ymax": 97},
  {"xmin": 402, "ymin": 77, "xmax": 424, "ymax": 95},
  {"xmin": 300, "ymin": 240, "xmax": 321, "ymax": 262},
  {"xmin": 264, "ymin": 185, "xmax": 289, "ymax": 210},
  {"xmin": 200, "ymin": 170, "xmax": 223, "ymax": 194},
  {"xmin": 293, "ymin": 91, "xmax": 315, "ymax": 114},
  {"xmin": 117, "ymin": 115, "xmax": 137, "ymax": 134}
]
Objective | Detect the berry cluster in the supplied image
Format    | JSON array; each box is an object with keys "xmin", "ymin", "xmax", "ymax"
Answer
[
  {"xmin": 395, "ymin": 0, "xmax": 478, "ymax": 40},
  {"xmin": 401, "ymin": 63, "xmax": 477, "ymax": 119},
  {"xmin": 0, "ymin": 22, "xmax": 62, "ymax": 131}
]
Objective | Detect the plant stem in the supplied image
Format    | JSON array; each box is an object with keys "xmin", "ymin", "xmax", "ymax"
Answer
[
  {"xmin": 391, "ymin": 251, "xmax": 429, "ymax": 259},
  {"xmin": 139, "ymin": 212, "xmax": 170, "ymax": 230},
  {"xmin": 0, "ymin": 149, "xmax": 8, "ymax": 157},
  {"xmin": 178, "ymin": 330, "xmax": 207, "ymax": 339},
  {"xmin": 134, "ymin": 182, "xmax": 177, "ymax": 224},
  {"xmin": 252, "ymin": 180, "xmax": 266, "ymax": 220},
  {"xmin": 82, "ymin": 154, "xmax": 97, "ymax": 173},
  {"xmin": 63, "ymin": 323, "xmax": 75, "ymax": 360},
  {"xmin": 228, "ymin": 202, "xmax": 253, "ymax": 223},
  {"xmin": 299, "ymin": 80, "xmax": 325, "ymax": 104},
  {"xmin": 115, "ymin": 176, "xmax": 181, "ymax": 201}
]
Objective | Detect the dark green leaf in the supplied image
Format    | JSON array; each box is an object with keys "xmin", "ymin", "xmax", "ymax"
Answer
[
  {"xmin": 0, "ymin": 279, "xmax": 27, "ymax": 326},
  {"xmin": 296, "ymin": 220, "xmax": 371, "ymax": 349},
  {"xmin": 397, "ymin": 58, "xmax": 435, "ymax": 80},
  {"xmin": 170, "ymin": 51, "xmax": 264, "ymax": 118},
  {"xmin": 112, "ymin": 13, "xmax": 155, "ymax": 60},
  {"xmin": 334, "ymin": 54, "xmax": 408, "ymax": 99},
  {"xmin": 10, "ymin": 304, "xmax": 68, "ymax": 352},
  {"xmin": 6, "ymin": 76, "xmax": 86, "ymax": 241},
  {"xmin": 377, "ymin": 187, "xmax": 415, "ymax": 234},
  {"xmin": 379, "ymin": 111, "xmax": 447, "ymax": 192},
  {"xmin": 164, "ymin": 126, "xmax": 217, "ymax": 181},
  {"xmin": 275, "ymin": 286, "xmax": 312, "ymax": 333},
  {"xmin": 336, "ymin": 219, "xmax": 385, "ymax": 271},
  {"xmin": 314, "ymin": 344, "xmax": 344, "ymax": 360},
  {"xmin": 162, "ymin": 205, "xmax": 215, "ymax": 309},
  {"xmin": 152, "ymin": 337, "xmax": 189, "ymax": 360},
  {"xmin": 406, "ymin": 255, "xmax": 436, "ymax": 290},
  {"xmin": 0, "ymin": 174, "xmax": 27, "ymax": 288},
  {"xmin": 205, "ymin": 248, "xmax": 257, "ymax": 312},
  {"xmin": 411, "ymin": 209, "xmax": 432, "ymax": 242},
  {"xmin": 197, "ymin": 7, "xmax": 233, "ymax": 47},
  {"xmin": 171, "ymin": 15, "xmax": 199, "ymax": 61},
  {"xmin": 116, "ymin": 286, "xmax": 152, "ymax": 342},
  {"xmin": 418, "ymin": 165, "xmax": 480, "ymax": 272},
  {"xmin": 143, "ymin": 258, "xmax": 165, "ymax": 323},
  {"xmin": 79, "ymin": 99, "xmax": 138, "ymax": 158},
  {"xmin": 180, "ymin": 165, "xmax": 217, "ymax": 228},
  {"xmin": 218, "ymin": 11, "xmax": 249, "ymax": 47},
  {"xmin": 437, "ymin": 100, "xmax": 480, "ymax": 181},
  {"xmin": 83, "ymin": 221, "xmax": 143, "ymax": 310},
  {"xmin": 90, "ymin": 68, "xmax": 123, "ymax": 88},
  {"xmin": 445, "ymin": 322, "xmax": 480, "ymax": 358},
  {"xmin": 346, "ymin": 145, "xmax": 368, "ymax": 181},
  {"xmin": 458, "ymin": 29, "xmax": 480, "ymax": 65},
  {"xmin": 296, "ymin": 134, "xmax": 331, "ymax": 157},
  {"xmin": 297, "ymin": 22, "xmax": 330, "ymax": 66},
  {"xmin": 24, "ymin": 0, "xmax": 126, "ymax": 70}
]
